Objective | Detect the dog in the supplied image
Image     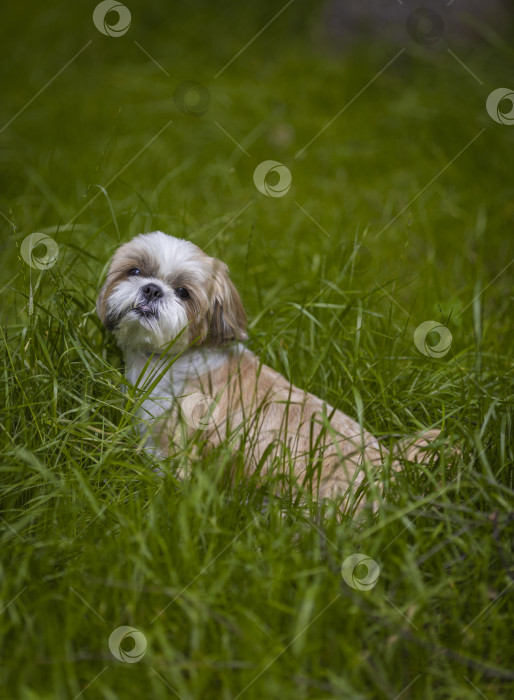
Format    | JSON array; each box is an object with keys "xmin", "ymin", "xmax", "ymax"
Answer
[{"xmin": 97, "ymin": 231, "xmax": 442, "ymax": 511}]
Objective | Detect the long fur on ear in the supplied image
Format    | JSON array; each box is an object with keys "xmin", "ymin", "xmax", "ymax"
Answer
[
  {"xmin": 96, "ymin": 279, "xmax": 108, "ymax": 323},
  {"xmin": 95, "ymin": 252, "xmax": 121, "ymax": 326},
  {"xmin": 96, "ymin": 268, "xmax": 119, "ymax": 330},
  {"xmin": 208, "ymin": 261, "xmax": 248, "ymax": 346}
]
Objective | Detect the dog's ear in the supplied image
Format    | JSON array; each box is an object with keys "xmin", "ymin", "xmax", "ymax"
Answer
[
  {"xmin": 96, "ymin": 259, "xmax": 122, "ymax": 331},
  {"xmin": 96, "ymin": 278, "xmax": 108, "ymax": 324},
  {"xmin": 208, "ymin": 260, "xmax": 248, "ymax": 346},
  {"xmin": 95, "ymin": 247, "xmax": 129, "ymax": 330}
]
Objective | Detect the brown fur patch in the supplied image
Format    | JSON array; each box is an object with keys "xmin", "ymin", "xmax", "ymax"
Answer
[
  {"xmin": 203, "ymin": 259, "xmax": 248, "ymax": 346},
  {"xmin": 96, "ymin": 245, "xmax": 157, "ymax": 324}
]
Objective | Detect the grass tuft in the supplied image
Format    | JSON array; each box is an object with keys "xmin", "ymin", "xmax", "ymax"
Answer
[{"xmin": 1, "ymin": 1, "xmax": 513, "ymax": 697}]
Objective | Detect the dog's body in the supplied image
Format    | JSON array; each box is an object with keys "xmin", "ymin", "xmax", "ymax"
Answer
[
  {"xmin": 97, "ymin": 231, "xmax": 441, "ymax": 509},
  {"xmin": 125, "ymin": 342, "xmax": 388, "ymax": 500}
]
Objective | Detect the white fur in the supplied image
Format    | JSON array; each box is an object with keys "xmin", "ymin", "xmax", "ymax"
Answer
[
  {"xmin": 103, "ymin": 232, "xmax": 211, "ymax": 353},
  {"xmin": 98, "ymin": 232, "xmax": 448, "ymax": 508},
  {"xmin": 111, "ymin": 278, "xmax": 189, "ymax": 351},
  {"xmin": 125, "ymin": 343, "xmax": 244, "ymax": 424}
]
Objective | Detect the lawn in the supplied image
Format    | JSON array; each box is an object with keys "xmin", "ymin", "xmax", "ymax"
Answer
[{"xmin": 1, "ymin": 1, "xmax": 513, "ymax": 698}]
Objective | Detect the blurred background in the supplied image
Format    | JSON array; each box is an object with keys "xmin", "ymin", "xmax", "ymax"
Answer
[{"xmin": 1, "ymin": 0, "xmax": 513, "ymax": 332}]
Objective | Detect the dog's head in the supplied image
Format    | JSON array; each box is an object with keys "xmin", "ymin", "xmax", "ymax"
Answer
[{"xmin": 96, "ymin": 231, "xmax": 247, "ymax": 353}]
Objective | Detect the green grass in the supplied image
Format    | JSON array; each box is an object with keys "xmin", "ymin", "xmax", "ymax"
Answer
[{"xmin": 1, "ymin": 1, "xmax": 514, "ymax": 698}]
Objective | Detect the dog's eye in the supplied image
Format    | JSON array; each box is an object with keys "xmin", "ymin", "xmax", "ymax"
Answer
[
  {"xmin": 175, "ymin": 287, "xmax": 190, "ymax": 299},
  {"xmin": 128, "ymin": 268, "xmax": 141, "ymax": 276}
]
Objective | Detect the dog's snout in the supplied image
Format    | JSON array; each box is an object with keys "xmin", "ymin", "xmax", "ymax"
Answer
[{"xmin": 142, "ymin": 283, "xmax": 163, "ymax": 300}]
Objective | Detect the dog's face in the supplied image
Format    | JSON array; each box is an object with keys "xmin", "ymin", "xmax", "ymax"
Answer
[{"xmin": 96, "ymin": 232, "xmax": 247, "ymax": 353}]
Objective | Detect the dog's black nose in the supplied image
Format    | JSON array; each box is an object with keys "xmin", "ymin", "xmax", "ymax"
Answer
[{"xmin": 142, "ymin": 283, "xmax": 163, "ymax": 300}]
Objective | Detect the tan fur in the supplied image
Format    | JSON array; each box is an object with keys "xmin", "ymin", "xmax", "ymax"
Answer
[
  {"xmin": 98, "ymin": 232, "xmax": 449, "ymax": 512},
  {"xmin": 97, "ymin": 236, "xmax": 247, "ymax": 345},
  {"xmin": 157, "ymin": 350, "xmax": 442, "ymax": 509},
  {"xmin": 206, "ymin": 262, "xmax": 247, "ymax": 346}
]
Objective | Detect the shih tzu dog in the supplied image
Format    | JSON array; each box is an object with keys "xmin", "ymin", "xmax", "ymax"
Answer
[{"xmin": 97, "ymin": 231, "xmax": 442, "ymax": 511}]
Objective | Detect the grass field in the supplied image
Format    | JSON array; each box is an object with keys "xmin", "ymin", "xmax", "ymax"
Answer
[{"xmin": 1, "ymin": 1, "xmax": 514, "ymax": 698}]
